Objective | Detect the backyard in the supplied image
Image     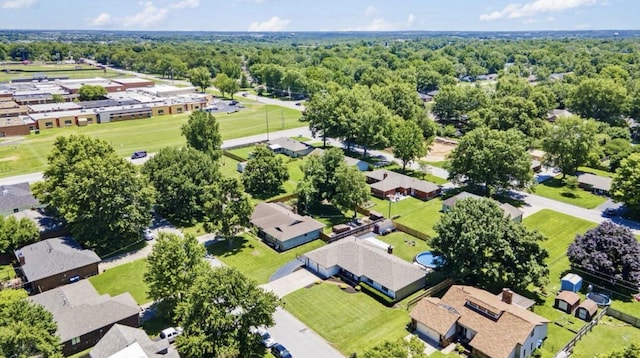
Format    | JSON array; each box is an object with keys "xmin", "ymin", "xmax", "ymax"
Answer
[
  {"xmin": 369, "ymin": 196, "xmax": 443, "ymax": 238},
  {"xmin": 375, "ymin": 231, "xmax": 432, "ymax": 263},
  {"xmin": 284, "ymin": 283, "xmax": 410, "ymax": 356},
  {"xmin": 89, "ymin": 259, "xmax": 150, "ymax": 305}
]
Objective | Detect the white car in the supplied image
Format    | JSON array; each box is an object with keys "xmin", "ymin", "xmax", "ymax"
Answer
[
  {"xmin": 254, "ymin": 327, "xmax": 275, "ymax": 348},
  {"xmin": 160, "ymin": 326, "xmax": 183, "ymax": 343}
]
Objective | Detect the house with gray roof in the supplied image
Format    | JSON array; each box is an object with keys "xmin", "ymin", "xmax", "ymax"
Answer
[
  {"xmin": 365, "ymin": 170, "xmax": 441, "ymax": 201},
  {"xmin": 311, "ymin": 148, "xmax": 369, "ymax": 171},
  {"xmin": 267, "ymin": 137, "xmax": 314, "ymax": 158},
  {"xmin": 29, "ymin": 280, "xmax": 140, "ymax": 356},
  {"xmin": 90, "ymin": 324, "xmax": 179, "ymax": 358},
  {"xmin": 442, "ymin": 192, "xmax": 524, "ymax": 222},
  {"xmin": 10, "ymin": 208, "xmax": 68, "ymax": 239},
  {"xmin": 0, "ymin": 182, "xmax": 40, "ymax": 216},
  {"xmin": 14, "ymin": 237, "xmax": 101, "ymax": 293},
  {"xmin": 251, "ymin": 202, "xmax": 325, "ymax": 251},
  {"xmin": 301, "ymin": 236, "xmax": 427, "ymax": 301},
  {"xmin": 577, "ymin": 173, "xmax": 612, "ymax": 195}
]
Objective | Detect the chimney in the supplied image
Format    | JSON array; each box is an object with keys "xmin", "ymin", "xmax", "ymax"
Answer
[
  {"xmin": 17, "ymin": 252, "xmax": 25, "ymax": 266},
  {"xmin": 502, "ymin": 288, "xmax": 513, "ymax": 304},
  {"xmin": 383, "ymin": 172, "xmax": 388, "ymax": 180}
]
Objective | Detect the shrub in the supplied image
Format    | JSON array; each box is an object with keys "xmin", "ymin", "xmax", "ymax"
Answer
[
  {"xmin": 355, "ymin": 285, "xmax": 361, "ymax": 291},
  {"xmin": 358, "ymin": 282, "xmax": 395, "ymax": 306},
  {"xmin": 340, "ymin": 284, "xmax": 348, "ymax": 289}
]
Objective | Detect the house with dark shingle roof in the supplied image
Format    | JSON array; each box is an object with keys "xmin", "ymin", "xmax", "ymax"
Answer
[
  {"xmin": 267, "ymin": 137, "xmax": 314, "ymax": 158},
  {"xmin": 14, "ymin": 237, "xmax": 101, "ymax": 293},
  {"xmin": 410, "ymin": 286, "xmax": 548, "ymax": 358},
  {"xmin": 442, "ymin": 192, "xmax": 523, "ymax": 222},
  {"xmin": 576, "ymin": 173, "xmax": 612, "ymax": 195},
  {"xmin": 251, "ymin": 202, "xmax": 325, "ymax": 251},
  {"xmin": 301, "ymin": 236, "xmax": 427, "ymax": 301},
  {"xmin": 10, "ymin": 208, "xmax": 69, "ymax": 239},
  {"xmin": 365, "ymin": 170, "xmax": 441, "ymax": 201},
  {"xmin": 29, "ymin": 280, "xmax": 140, "ymax": 356},
  {"xmin": 90, "ymin": 324, "xmax": 179, "ymax": 358},
  {"xmin": 0, "ymin": 182, "xmax": 40, "ymax": 216}
]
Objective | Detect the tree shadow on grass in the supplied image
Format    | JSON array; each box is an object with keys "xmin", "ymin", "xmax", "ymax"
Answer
[
  {"xmin": 308, "ymin": 202, "xmax": 350, "ymax": 227},
  {"xmin": 207, "ymin": 235, "xmax": 251, "ymax": 258}
]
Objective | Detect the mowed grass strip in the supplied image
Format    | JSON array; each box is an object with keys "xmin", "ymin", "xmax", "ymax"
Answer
[
  {"xmin": 207, "ymin": 233, "xmax": 324, "ymax": 284},
  {"xmin": 284, "ymin": 283, "xmax": 409, "ymax": 356},
  {"xmin": 89, "ymin": 259, "xmax": 150, "ymax": 305},
  {"xmin": 532, "ymin": 176, "xmax": 607, "ymax": 209}
]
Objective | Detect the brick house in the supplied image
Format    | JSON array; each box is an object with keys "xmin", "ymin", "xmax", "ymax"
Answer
[{"xmin": 365, "ymin": 170, "xmax": 441, "ymax": 201}]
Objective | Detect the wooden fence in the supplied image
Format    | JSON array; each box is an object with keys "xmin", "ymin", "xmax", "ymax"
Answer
[
  {"xmin": 222, "ymin": 150, "xmax": 247, "ymax": 162},
  {"xmin": 392, "ymin": 221, "xmax": 430, "ymax": 241},
  {"xmin": 606, "ymin": 307, "xmax": 640, "ymax": 328},
  {"xmin": 406, "ymin": 278, "xmax": 455, "ymax": 310},
  {"xmin": 554, "ymin": 307, "xmax": 608, "ymax": 358}
]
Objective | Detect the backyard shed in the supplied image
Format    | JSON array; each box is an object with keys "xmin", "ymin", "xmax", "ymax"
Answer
[
  {"xmin": 554, "ymin": 291, "xmax": 580, "ymax": 314},
  {"xmin": 373, "ymin": 219, "xmax": 395, "ymax": 235},
  {"xmin": 575, "ymin": 299, "xmax": 598, "ymax": 321},
  {"xmin": 560, "ymin": 273, "xmax": 583, "ymax": 292}
]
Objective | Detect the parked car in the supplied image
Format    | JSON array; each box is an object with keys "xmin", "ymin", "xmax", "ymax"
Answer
[
  {"xmin": 241, "ymin": 92, "xmax": 249, "ymax": 97},
  {"xmin": 271, "ymin": 343, "xmax": 292, "ymax": 358},
  {"xmin": 131, "ymin": 150, "xmax": 147, "ymax": 159},
  {"xmin": 227, "ymin": 109, "xmax": 239, "ymax": 114},
  {"xmin": 229, "ymin": 100, "xmax": 239, "ymax": 105},
  {"xmin": 603, "ymin": 208, "xmax": 618, "ymax": 217},
  {"xmin": 160, "ymin": 327, "xmax": 183, "ymax": 343},
  {"xmin": 256, "ymin": 327, "xmax": 275, "ymax": 348},
  {"xmin": 144, "ymin": 228, "xmax": 155, "ymax": 241}
]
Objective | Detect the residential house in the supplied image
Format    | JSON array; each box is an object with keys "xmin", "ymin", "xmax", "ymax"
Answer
[
  {"xmin": 365, "ymin": 170, "xmax": 441, "ymax": 201},
  {"xmin": 10, "ymin": 208, "xmax": 69, "ymax": 240},
  {"xmin": 29, "ymin": 280, "xmax": 140, "ymax": 356},
  {"xmin": 267, "ymin": 137, "xmax": 314, "ymax": 158},
  {"xmin": 410, "ymin": 286, "xmax": 549, "ymax": 358},
  {"xmin": 250, "ymin": 202, "xmax": 325, "ymax": 251},
  {"xmin": 14, "ymin": 237, "xmax": 101, "ymax": 293},
  {"xmin": 442, "ymin": 192, "xmax": 524, "ymax": 222},
  {"xmin": 0, "ymin": 182, "xmax": 40, "ymax": 216},
  {"xmin": 418, "ymin": 90, "xmax": 439, "ymax": 102},
  {"xmin": 576, "ymin": 173, "xmax": 612, "ymax": 195},
  {"xmin": 547, "ymin": 109, "xmax": 572, "ymax": 123},
  {"xmin": 311, "ymin": 148, "xmax": 369, "ymax": 171},
  {"xmin": 301, "ymin": 236, "xmax": 427, "ymax": 301},
  {"xmin": 90, "ymin": 324, "xmax": 179, "ymax": 358},
  {"xmin": 575, "ymin": 299, "xmax": 598, "ymax": 321},
  {"xmin": 554, "ymin": 291, "xmax": 580, "ymax": 314}
]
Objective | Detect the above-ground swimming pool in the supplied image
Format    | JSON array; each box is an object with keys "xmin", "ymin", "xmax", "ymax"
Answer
[
  {"xmin": 414, "ymin": 251, "xmax": 440, "ymax": 269},
  {"xmin": 587, "ymin": 292, "xmax": 612, "ymax": 307}
]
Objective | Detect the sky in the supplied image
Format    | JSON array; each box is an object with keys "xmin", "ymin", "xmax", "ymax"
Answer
[{"xmin": 0, "ymin": 0, "xmax": 636, "ymax": 32}]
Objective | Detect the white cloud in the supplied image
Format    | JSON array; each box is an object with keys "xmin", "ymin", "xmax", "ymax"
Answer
[
  {"xmin": 480, "ymin": 0, "xmax": 597, "ymax": 21},
  {"xmin": 170, "ymin": 0, "xmax": 199, "ymax": 9},
  {"xmin": 351, "ymin": 18, "xmax": 393, "ymax": 31},
  {"xmin": 247, "ymin": 16, "xmax": 290, "ymax": 31},
  {"xmin": 1, "ymin": 0, "xmax": 35, "ymax": 9},
  {"xmin": 90, "ymin": 13, "xmax": 113, "ymax": 26},
  {"xmin": 121, "ymin": 2, "xmax": 168, "ymax": 28},
  {"xmin": 547, "ymin": 16, "xmax": 555, "ymax": 21},
  {"xmin": 365, "ymin": 6, "xmax": 377, "ymax": 17},
  {"xmin": 407, "ymin": 13, "xmax": 415, "ymax": 25},
  {"xmin": 576, "ymin": 23, "xmax": 592, "ymax": 28}
]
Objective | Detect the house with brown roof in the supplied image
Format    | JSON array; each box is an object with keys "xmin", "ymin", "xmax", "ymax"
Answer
[
  {"xmin": 301, "ymin": 236, "xmax": 427, "ymax": 301},
  {"xmin": 250, "ymin": 202, "xmax": 325, "ymax": 251},
  {"xmin": 442, "ymin": 192, "xmax": 523, "ymax": 222},
  {"xmin": 365, "ymin": 170, "xmax": 441, "ymax": 201},
  {"xmin": 410, "ymin": 286, "xmax": 549, "ymax": 358},
  {"xmin": 554, "ymin": 291, "xmax": 580, "ymax": 314},
  {"xmin": 575, "ymin": 299, "xmax": 598, "ymax": 321},
  {"xmin": 29, "ymin": 280, "xmax": 140, "ymax": 356},
  {"xmin": 267, "ymin": 137, "xmax": 314, "ymax": 158},
  {"xmin": 576, "ymin": 173, "xmax": 612, "ymax": 195}
]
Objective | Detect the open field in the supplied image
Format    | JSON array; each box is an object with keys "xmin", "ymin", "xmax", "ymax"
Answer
[
  {"xmin": 531, "ymin": 176, "xmax": 608, "ymax": 209},
  {"xmin": 0, "ymin": 63, "xmax": 124, "ymax": 82},
  {"xmin": 89, "ymin": 258, "xmax": 150, "ymax": 305},
  {"xmin": 285, "ymin": 283, "xmax": 409, "ymax": 356},
  {"xmin": 0, "ymin": 104, "xmax": 304, "ymax": 178}
]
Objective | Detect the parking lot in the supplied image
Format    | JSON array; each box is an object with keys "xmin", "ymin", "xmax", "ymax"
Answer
[{"xmin": 202, "ymin": 98, "xmax": 245, "ymax": 115}]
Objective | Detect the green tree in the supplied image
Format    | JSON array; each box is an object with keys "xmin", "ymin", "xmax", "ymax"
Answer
[
  {"xmin": 296, "ymin": 147, "xmax": 346, "ymax": 211},
  {"xmin": 175, "ymin": 266, "xmax": 279, "ymax": 358},
  {"xmin": 393, "ymin": 120, "xmax": 427, "ymax": 172},
  {"xmin": 0, "ymin": 289, "xmax": 62, "ymax": 358},
  {"xmin": 242, "ymin": 146, "xmax": 289, "ymax": 198},
  {"xmin": 445, "ymin": 127, "xmax": 533, "ymax": 196},
  {"xmin": 0, "ymin": 216, "xmax": 39, "ymax": 253},
  {"xmin": 362, "ymin": 337, "xmax": 427, "ymax": 358},
  {"xmin": 188, "ymin": 66, "xmax": 212, "ymax": 93},
  {"xmin": 239, "ymin": 72, "xmax": 249, "ymax": 88},
  {"xmin": 542, "ymin": 115, "xmax": 599, "ymax": 177},
  {"xmin": 333, "ymin": 165, "xmax": 370, "ymax": 218},
  {"xmin": 303, "ymin": 91, "xmax": 338, "ymax": 147},
  {"xmin": 181, "ymin": 110, "xmax": 222, "ymax": 162},
  {"xmin": 567, "ymin": 78, "xmax": 629, "ymax": 126},
  {"xmin": 432, "ymin": 85, "xmax": 487, "ymax": 123},
  {"xmin": 213, "ymin": 73, "xmax": 239, "ymax": 99},
  {"xmin": 33, "ymin": 135, "xmax": 154, "ymax": 254},
  {"xmin": 77, "ymin": 84, "xmax": 107, "ymax": 101},
  {"xmin": 51, "ymin": 93, "xmax": 64, "ymax": 103},
  {"xmin": 144, "ymin": 232, "xmax": 208, "ymax": 315},
  {"xmin": 432, "ymin": 198, "xmax": 549, "ymax": 289},
  {"xmin": 142, "ymin": 147, "xmax": 218, "ymax": 225},
  {"xmin": 611, "ymin": 153, "xmax": 640, "ymax": 214},
  {"xmin": 203, "ymin": 177, "xmax": 252, "ymax": 248}
]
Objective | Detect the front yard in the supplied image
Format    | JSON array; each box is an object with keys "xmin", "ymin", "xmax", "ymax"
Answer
[
  {"xmin": 89, "ymin": 259, "xmax": 150, "ymax": 305},
  {"xmin": 531, "ymin": 176, "xmax": 608, "ymax": 209},
  {"xmin": 284, "ymin": 283, "xmax": 409, "ymax": 356}
]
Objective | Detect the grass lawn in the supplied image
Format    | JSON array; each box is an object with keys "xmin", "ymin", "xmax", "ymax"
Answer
[
  {"xmin": 0, "ymin": 264, "xmax": 16, "ymax": 281},
  {"xmin": 0, "ymin": 103, "xmax": 304, "ymax": 178},
  {"xmin": 577, "ymin": 166, "xmax": 615, "ymax": 178},
  {"xmin": 376, "ymin": 232, "xmax": 431, "ymax": 263},
  {"xmin": 0, "ymin": 67, "xmax": 124, "ymax": 82},
  {"xmin": 531, "ymin": 176, "xmax": 608, "ymax": 209},
  {"xmin": 227, "ymin": 145, "xmax": 257, "ymax": 161},
  {"xmin": 207, "ymin": 233, "xmax": 324, "ymax": 284},
  {"xmin": 370, "ymin": 196, "xmax": 443, "ymax": 238},
  {"xmin": 284, "ymin": 283, "xmax": 410, "ymax": 356},
  {"xmin": 219, "ymin": 156, "xmax": 242, "ymax": 179},
  {"xmin": 570, "ymin": 316, "xmax": 640, "ymax": 357},
  {"xmin": 424, "ymin": 160, "xmax": 446, "ymax": 168},
  {"xmin": 291, "ymin": 136, "xmax": 312, "ymax": 142},
  {"xmin": 89, "ymin": 259, "xmax": 150, "ymax": 305},
  {"xmin": 280, "ymin": 155, "xmax": 307, "ymax": 195}
]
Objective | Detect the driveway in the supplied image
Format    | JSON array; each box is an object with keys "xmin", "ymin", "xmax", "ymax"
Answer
[{"xmin": 260, "ymin": 268, "xmax": 319, "ymax": 298}]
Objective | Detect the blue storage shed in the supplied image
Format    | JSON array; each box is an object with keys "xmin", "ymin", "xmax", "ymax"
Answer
[{"xmin": 561, "ymin": 273, "xmax": 583, "ymax": 292}]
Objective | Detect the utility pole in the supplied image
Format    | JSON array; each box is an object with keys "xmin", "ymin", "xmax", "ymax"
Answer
[{"xmin": 266, "ymin": 106, "xmax": 270, "ymax": 141}]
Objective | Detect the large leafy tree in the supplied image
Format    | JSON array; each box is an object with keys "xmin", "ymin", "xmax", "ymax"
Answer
[
  {"xmin": 432, "ymin": 85, "xmax": 487, "ymax": 122},
  {"xmin": 182, "ymin": 110, "xmax": 222, "ymax": 162},
  {"xmin": 432, "ymin": 198, "xmax": 549, "ymax": 289},
  {"xmin": 445, "ymin": 127, "xmax": 533, "ymax": 196},
  {"xmin": 0, "ymin": 289, "xmax": 62, "ymax": 358},
  {"xmin": 144, "ymin": 232, "xmax": 208, "ymax": 315},
  {"xmin": 33, "ymin": 135, "xmax": 154, "ymax": 254},
  {"xmin": 333, "ymin": 165, "xmax": 370, "ymax": 218},
  {"xmin": 567, "ymin": 78, "xmax": 629, "ymax": 126},
  {"xmin": 203, "ymin": 177, "xmax": 252, "ymax": 248},
  {"xmin": 362, "ymin": 337, "xmax": 427, "ymax": 358},
  {"xmin": 542, "ymin": 115, "xmax": 599, "ymax": 177},
  {"xmin": 0, "ymin": 216, "xmax": 39, "ymax": 253},
  {"xmin": 242, "ymin": 146, "xmax": 289, "ymax": 199},
  {"xmin": 393, "ymin": 120, "xmax": 427, "ymax": 172},
  {"xmin": 77, "ymin": 84, "xmax": 107, "ymax": 101},
  {"xmin": 213, "ymin": 73, "xmax": 240, "ymax": 99},
  {"xmin": 296, "ymin": 147, "xmax": 346, "ymax": 212},
  {"xmin": 303, "ymin": 91, "xmax": 338, "ymax": 147},
  {"xmin": 142, "ymin": 147, "xmax": 218, "ymax": 225},
  {"xmin": 188, "ymin": 66, "xmax": 211, "ymax": 93},
  {"xmin": 568, "ymin": 221, "xmax": 640, "ymax": 286},
  {"xmin": 611, "ymin": 153, "xmax": 640, "ymax": 214},
  {"xmin": 175, "ymin": 266, "xmax": 279, "ymax": 358}
]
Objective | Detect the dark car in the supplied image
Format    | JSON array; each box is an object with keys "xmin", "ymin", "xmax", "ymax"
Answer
[
  {"xmin": 271, "ymin": 343, "xmax": 292, "ymax": 358},
  {"xmin": 229, "ymin": 100, "xmax": 239, "ymax": 106},
  {"xmin": 131, "ymin": 150, "xmax": 147, "ymax": 159},
  {"xmin": 603, "ymin": 208, "xmax": 618, "ymax": 217}
]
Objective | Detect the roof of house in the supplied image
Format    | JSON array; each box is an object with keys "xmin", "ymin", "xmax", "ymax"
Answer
[
  {"xmin": 303, "ymin": 236, "xmax": 426, "ymax": 292},
  {"xmin": 577, "ymin": 173, "xmax": 612, "ymax": 191},
  {"xmin": 496, "ymin": 290, "xmax": 536, "ymax": 310},
  {"xmin": 10, "ymin": 208, "xmax": 66, "ymax": 235},
  {"xmin": 410, "ymin": 297, "xmax": 459, "ymax": 336},
  {"xmin": 442, "ymin": 192, "xmax": 523, "ymax": 219},
  {"xmin": 0, "ymin": 182, "xmax": 39, "ymax": 212},
  {"xmin": 29, "ymin": 280, "xmax": 139, "ymax": 342},
  {"xmin": 310, "ymin": 148, "xmax": 368, "ymax": 169},
  {"xmin": 250, "ymin": 202, "xmax": 325, "ymax": 242},
  {"xmin": 268, "ymin": 137, "xmax": 311, "ymax": 153},
  {"xmin": 366, "ymin": 170, "xmax": 440, "ymax": 194},
  {"xmin": 556, "ymin": 291, "xmax": 580, "ymax": 305},
  {"xmin": 15, "ymin": 237, "xmax": 101, "ymax": 282},
  {"xmin": 90, "ymin": 324, "xmax": 178, "ymax": 358},
  {"xmin": 577, "ymin": 299, "xmax": 598, "ymax": 315},
  {"xmin": 412, "ymin": 285, "xmax": 549, "ymax": 358}
]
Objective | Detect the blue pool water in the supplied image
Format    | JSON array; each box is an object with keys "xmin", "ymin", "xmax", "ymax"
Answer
[{"xmin": 415, "ymin": 251, "xmax": 439, "ymax": 269}]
